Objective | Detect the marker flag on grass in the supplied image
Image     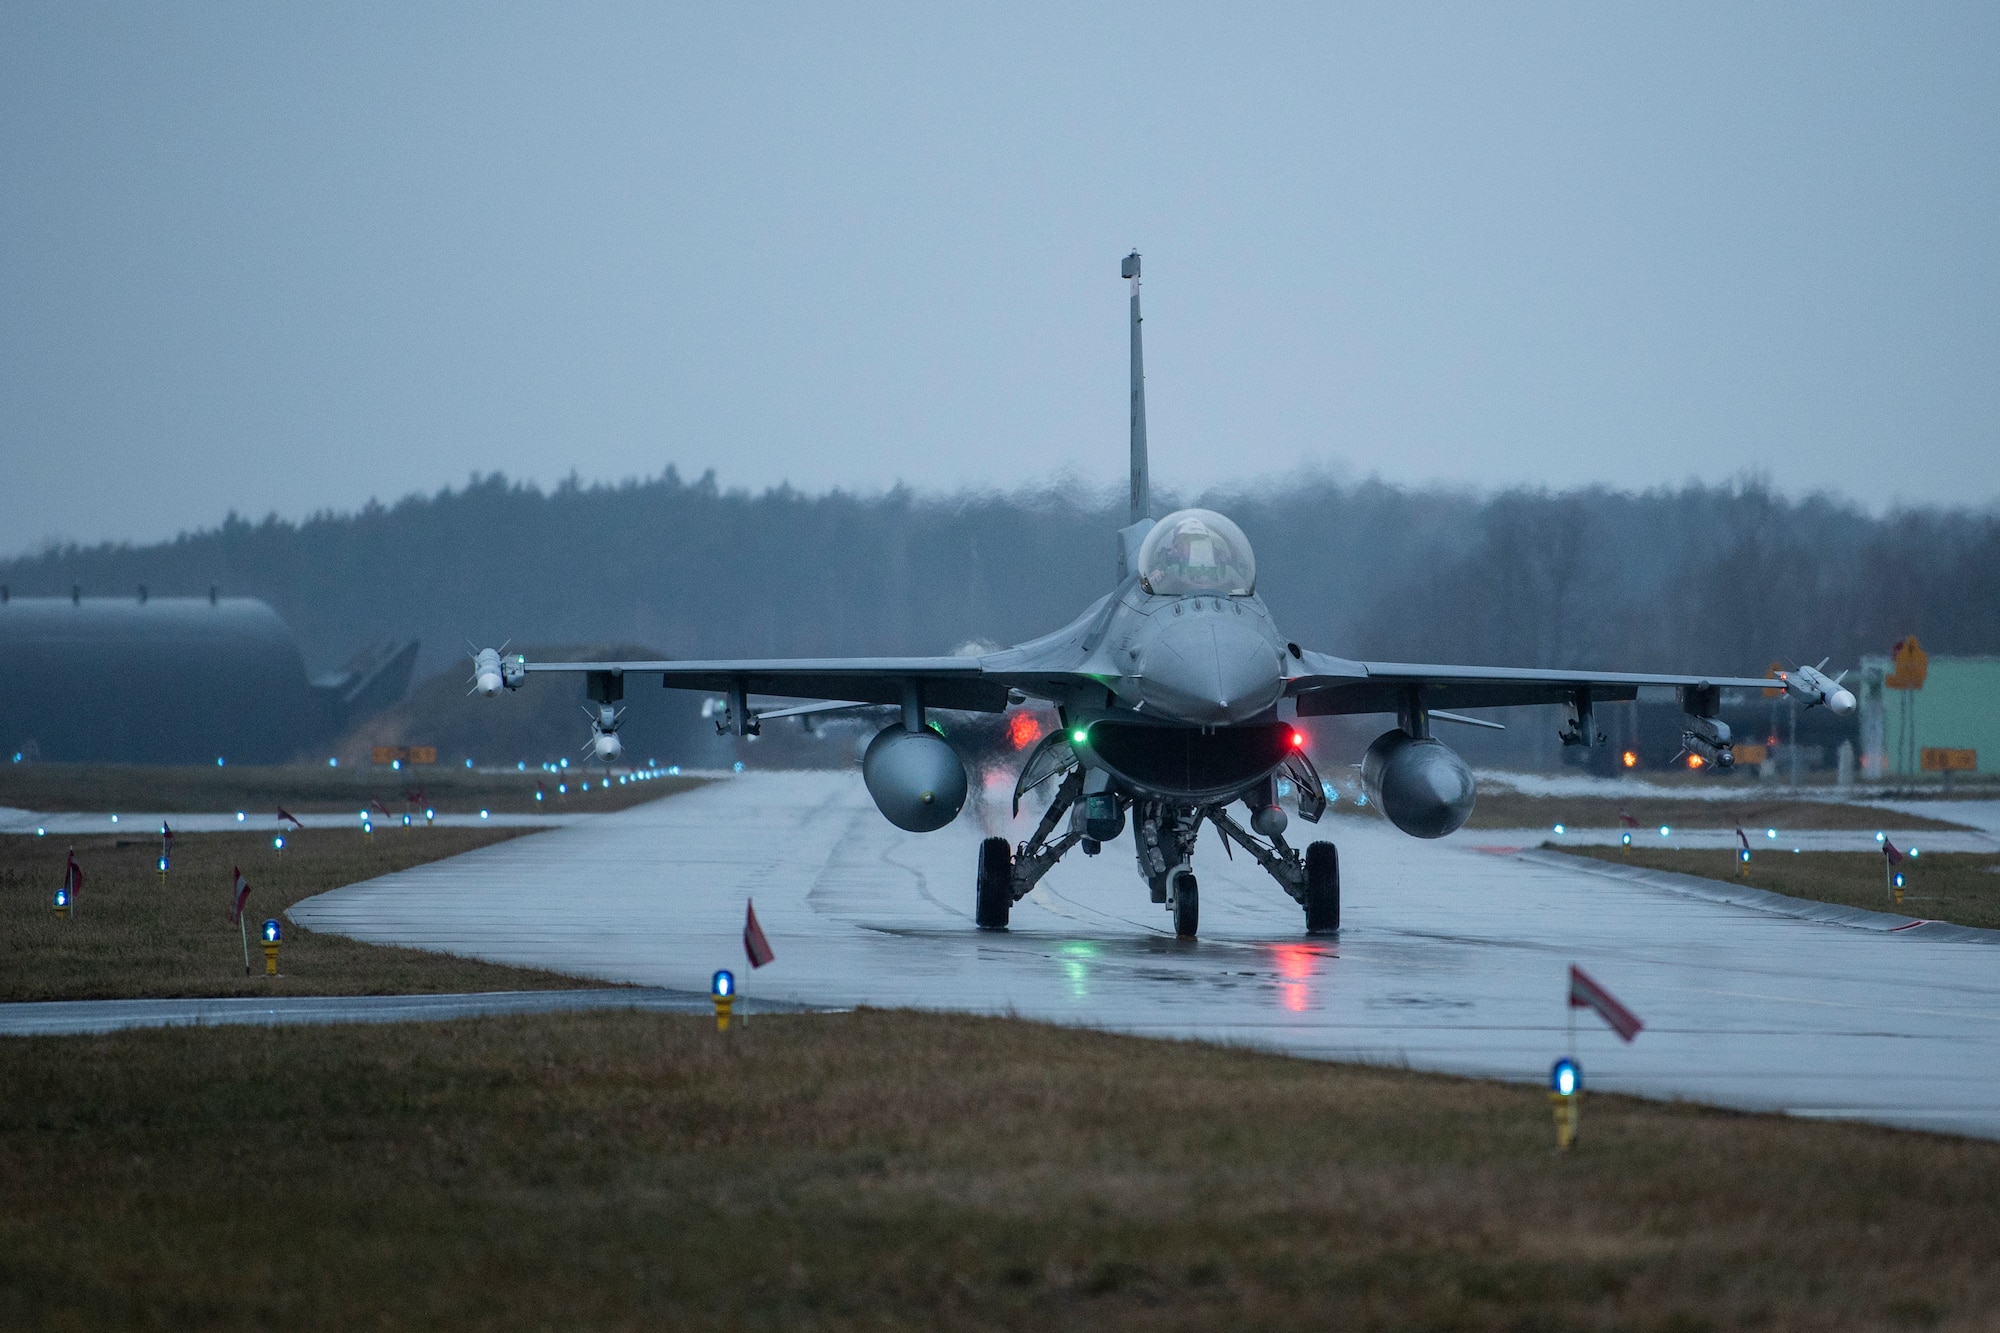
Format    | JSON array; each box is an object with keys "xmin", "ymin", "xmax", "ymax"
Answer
[
  {"xmin": 63, "ymin": 851, "xmax": 83, "ymax": 898},
  {"xmin": 1569, "ymin": 964, "xmax": 1643, "ymax": 1042},
  {"xmin": 1736, "ymin": 828, "xmax": 1750, "ymax": 853},
  {"xmin": 1884, "ymin": 838, "xmax": 1906, "ymax": 866},
  {"xmin": 744, "ymin": 900, "xmax": 775, "ymax": 969},
  {"xmin": 1617, "ymin": 809, "xmax": 1639, "ymax": 829},
  {"xmin": 276, "ymin": 807, "xmax": 303, "ymax": 830},
  {"xmin": 230, "ymin": 867, "xmax": 252, "ymax": 924}
]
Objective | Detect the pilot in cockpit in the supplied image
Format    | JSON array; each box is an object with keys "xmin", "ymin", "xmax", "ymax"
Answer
[{"xmin": 1138, "ymin": 508, "xmax": 1257, "ymax": 597}]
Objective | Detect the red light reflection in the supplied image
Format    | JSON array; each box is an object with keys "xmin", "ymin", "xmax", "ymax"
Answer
[
  {"xmin": 1267, "ymin": 942, "xmax": 1324, "ymax": 1013},
  {"xmin": 1007, "ymin": 712, "xmax": 1042, "ymax": 750}
]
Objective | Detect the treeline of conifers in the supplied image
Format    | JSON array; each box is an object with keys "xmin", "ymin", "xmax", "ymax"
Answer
[{"xmin": 5, "ymin": 469, "xmax": 1996, "ymax": 681}]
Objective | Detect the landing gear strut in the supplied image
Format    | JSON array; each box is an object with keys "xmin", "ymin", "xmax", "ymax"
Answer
[
  {"xmin": 976, "ymin": 773, "xmax": 1341, "ymax": 939},
  {"xmin": 975, "ymin": 768, "xmax": 1087, "ymax": 931},
  {"xmin": 1202, "ymin": 804, "xmax": 1340, "ymax": 936}
]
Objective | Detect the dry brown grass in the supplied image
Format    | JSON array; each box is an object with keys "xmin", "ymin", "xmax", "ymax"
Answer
[
  {"xmin": 0, "ymin": 761, "xmax": 704, "ymax": 814},
  {"xmin": 3, "ymin": 1008, "xmax": 1998, "ymax": 1330},
  {"xmin": 1565, "ymin": 843, "xmax": 2000, "ymax": 930},
  {"xmin": 0, "ymin": 827, "xmax": 603, "ymax": 1001},
  {"xmin": 1463, "ymin": 789, "xmax": 1967, "ymax": 831}
]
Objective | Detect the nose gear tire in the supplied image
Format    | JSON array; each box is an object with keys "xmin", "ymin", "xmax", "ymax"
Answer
[
  {"xmin": 1304, "ymin": 840, "xmax": 1340, "ymax": 934},
  {"xmin": 976, "ymin": 836, "xmax": 1014, "ymax": 930},
  {"xmin": 1171, "ymin": 870, "xmax": 1199, "ymax": 938}
]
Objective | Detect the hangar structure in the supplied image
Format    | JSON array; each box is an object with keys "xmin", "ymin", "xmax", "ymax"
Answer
[{"xmin": 0, "ymin": 588, "xmax": 416, "ymax": 764}]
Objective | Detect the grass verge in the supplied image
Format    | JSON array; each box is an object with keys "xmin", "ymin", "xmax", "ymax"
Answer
[
  {"xmin": 1562, "ymin": 844, "xmax": 2000, "ymax": 930},
  {"xmin": 0, "ymin": 761, "xmax": 704, "ymax": 815},
  {"xmin": 1464, "ymin": 790, "xmax": 1968, "ymax": 831},
  {"xmin": 3, "ymin": 1008, "xmax": 1998, "ymax": 1330},
  {"xmin": 1, "ymin": 827, "xmax": 602, "ymax": 1001}
]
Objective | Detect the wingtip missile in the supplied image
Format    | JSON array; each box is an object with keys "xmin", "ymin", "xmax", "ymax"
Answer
[
  {"xmin": 472, "ymin": 647, "xmax": 527, "ymax": 697},
  {"xmin": 1780, "ymin": 662, "xmax": 1855, "ymax": 715}
]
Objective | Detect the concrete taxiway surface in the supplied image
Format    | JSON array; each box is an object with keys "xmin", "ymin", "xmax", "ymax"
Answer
[
  {"xmin": 287, "ymin": 771, "xmax": 2000, "ymax": 1140},
  {"xmin": 0, "ymin": 987, "xmax": 807, "ymax": 1037},
  {"xmin": 0, "ymin": 808, "xmax": 588, "ymax": 834}
]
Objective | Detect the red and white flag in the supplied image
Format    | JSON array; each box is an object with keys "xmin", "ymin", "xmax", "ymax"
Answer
[
  {"xmin": 1883, "ymin": 838, "xmax": 1906, "ymax": 866},
  {"xmin": 743, "ymin": 899, "xmax": 775, "ymax": 969},
  {"xmin": 63, "ymin": 851, "xmax": 83, "ymax": 898},
  {"xmin": 1569, "ymin": 964, "xmax": 1643, "ymax": 1042},
  {"xmin": 276, "ymin": 806, "xmax": 304, "ymax": 830},
  {"xmin": 1735, "ymin": 828, "xmax": 1750, "ymax": 854},
  {"xmin": 230, "ymin": 867, "xmax": 253, "ymax": 924},
  {"xmin": 1617, "ymin": 810, "xmax": 1639, "ymax": 829}
]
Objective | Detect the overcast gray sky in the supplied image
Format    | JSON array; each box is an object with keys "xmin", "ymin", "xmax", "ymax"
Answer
[{"xmin": 3, "ymin": 3, "xmax": 1997, "ymax": 553}]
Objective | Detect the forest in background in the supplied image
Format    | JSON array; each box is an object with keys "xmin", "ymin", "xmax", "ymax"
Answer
[{"xmin": 5, "ymin": 468, "xmax": 1996, "ymax": 693}]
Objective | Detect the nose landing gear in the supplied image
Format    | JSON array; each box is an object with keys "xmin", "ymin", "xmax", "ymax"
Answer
[{"xmin": 1169, "ymin": 868, "xmax": 1199, "ymax": 938}]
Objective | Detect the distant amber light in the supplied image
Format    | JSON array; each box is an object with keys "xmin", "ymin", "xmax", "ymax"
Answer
[{"xmin": 1621, "ymin": 750, "xmax": 1638, "ymax": 769}]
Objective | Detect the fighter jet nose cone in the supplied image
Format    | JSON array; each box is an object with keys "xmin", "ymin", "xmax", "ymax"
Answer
[{"xmin": 1134, "ymin": 612, "xmax": 1283, "ymax": 725}]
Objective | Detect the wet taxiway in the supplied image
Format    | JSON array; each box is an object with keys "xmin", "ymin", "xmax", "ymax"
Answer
[{"xmin": 292, "ymin": 771, "xmax": 2000, "ymax": 1140}]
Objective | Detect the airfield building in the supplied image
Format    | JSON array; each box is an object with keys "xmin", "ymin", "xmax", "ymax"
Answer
[{"xmin": 0, "ymin": 589, "xmax": 415, "ymax": 764}]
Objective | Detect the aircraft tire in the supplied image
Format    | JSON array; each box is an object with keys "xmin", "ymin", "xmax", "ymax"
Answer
[
  {"xmin": 1172, "ymin": 869, "xmax": 1199, "ymax": 938},
  {"xmin": 975, "ymin": 836, "xmax": 1013, "ymax": 930},
  {"xmin": 1304, "ymin": 841, "xmax": 1340, "ymax": 934}
]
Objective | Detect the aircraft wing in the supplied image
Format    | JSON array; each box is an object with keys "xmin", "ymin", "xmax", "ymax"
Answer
[
  {"xmin": 1288, "ymin": 653, "xmax": 1779, "ymax": 717},
  {"xmin": 505, "ymin": 655, "xmax": 1013, "ymax": 713}
]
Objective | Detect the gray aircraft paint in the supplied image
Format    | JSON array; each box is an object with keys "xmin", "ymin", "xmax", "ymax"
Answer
[{"xmin": 477, "ymin": 258, "xmax": 1843, "ymax": 937}]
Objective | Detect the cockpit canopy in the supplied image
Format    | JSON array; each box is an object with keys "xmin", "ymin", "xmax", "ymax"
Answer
[{"xmin": 1137, "ymin": 508, "xmax": 1257, "ymax": 596}]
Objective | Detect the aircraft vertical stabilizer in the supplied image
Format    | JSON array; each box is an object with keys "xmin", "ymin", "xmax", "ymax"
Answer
[
  {"xmin": 1117, "ymin": 251, "xmax": 1155, "ymax": 581},
  {"xmin": 1124, "ymin": 251, "xmax": 1149, "ymax": 527}
]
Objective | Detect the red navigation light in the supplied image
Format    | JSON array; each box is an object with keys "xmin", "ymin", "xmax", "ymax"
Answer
[
  {"xmin": 1289, "ymin": 729, "xmax": 1305, "ymax": 748},
  {"xmin": 1006, "ymin": 712, "xmax": 1042, "ymax": 750},
  {"xmin": 1621, "ymin": 750, "xmax": 1638, "ymax": 769}
]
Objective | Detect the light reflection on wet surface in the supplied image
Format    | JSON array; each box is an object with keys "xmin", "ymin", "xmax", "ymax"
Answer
[{"xmin": 296, "ymin": 771, "xmax": 2000, "ymax": 1141}]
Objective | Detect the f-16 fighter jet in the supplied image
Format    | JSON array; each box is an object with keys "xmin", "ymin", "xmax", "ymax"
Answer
[{"xmin": 474, "ymin": 253, "xmax": 1854, "ymax": 939}]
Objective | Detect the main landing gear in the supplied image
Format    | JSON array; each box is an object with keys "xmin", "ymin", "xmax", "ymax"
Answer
[{"xmin": 974, "ymin": 772, "xmax": 1340, "ymax": 939}]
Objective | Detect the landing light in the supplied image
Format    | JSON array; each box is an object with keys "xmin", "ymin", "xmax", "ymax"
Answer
[
  {"xmin": 1551, "ymin": 1057, "xmax": 1581, "ymax": 1097},
  {"xmin": 1553, "ymin": 824, "xmax": 1565, "ymax": 835},
  {"xmin": 1765, "ymin": 828, "xmax": 1776, "ymax": 839},
  {"xmin": 273, "ymin": 836, "xmax": 285, "ymax": 851},
  {"xmin": 1910, "ymin": 847, "xmax": 1920, "ymax": 858},
  {"xmin": 1875, "ymin": 831, "xmax": 1885, "ymax": 844},
  {"xmin": 236, "ymin": 812, "xmax": 246, "ymax": 822},
  {"xmin": 1659, "ymin": 825, "xmax": 1671, "ymax": 837}
]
